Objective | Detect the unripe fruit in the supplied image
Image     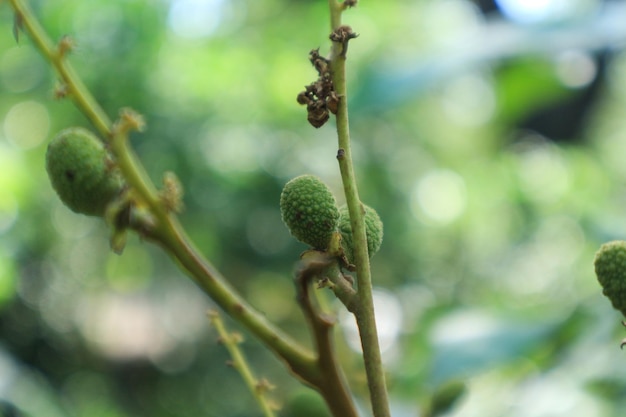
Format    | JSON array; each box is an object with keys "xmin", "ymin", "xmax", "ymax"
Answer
[
  {"xmin": 594, "ymin": 240, "xmax": 626, "ymax": 316},
  {"xmin": 338, "ymin": 204, "xmax": 383, "ymax": 263},
  {"xmin": 280, "ymin": 175, "xmax": 339, "ymax": 250},
  {"xmin": 46, "ymin": 127, "xmax": 123, "ymax": 216},
  {"xmin": 286, "ymin": 389, "xmax": 331, "ymax": 417}
]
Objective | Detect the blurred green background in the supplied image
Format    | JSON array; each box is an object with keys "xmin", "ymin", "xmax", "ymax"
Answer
[{"xmin": 2, "ymin": 0, "xmax": 626, "ymax": 416}]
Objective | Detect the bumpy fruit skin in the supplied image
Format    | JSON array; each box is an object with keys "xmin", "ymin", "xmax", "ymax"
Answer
[
  {"xmin": 338, "ymin": 204, "xmax": 383, "ymax": 263},
  {"xmin": 594, "ymin": 240, "xmax": 626, "ymax": 316},
  {"xmin": 46, "ymin": 127, "xmax": 123, "ymax": 216},
  {"xmin": 280, "ymin": 175, "xmax": 339, "ymax": 250}
]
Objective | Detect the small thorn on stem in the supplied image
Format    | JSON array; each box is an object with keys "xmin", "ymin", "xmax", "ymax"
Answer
[
  {"xmin": 57, "ymin": 35, "xmax": 76, "ymax": 57},
  {"xmin": 255, "ymin": 378, "xmax": 276, "ymax": 394},
  {"xmin": 54, "ymin": 83, "xmax": 69, "ymax": 100},
  {"xmin": 113, "ymin": 108, "xmax": 146, "ymax": 135}
]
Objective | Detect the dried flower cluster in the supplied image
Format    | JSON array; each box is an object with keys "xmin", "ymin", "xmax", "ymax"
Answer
[
  {"xmin": 297, "ymin": 49, "xmax": 339, "ymax": 128},
  {"xmin": 329, "ymin": 25, "xmax": 358, "ymax": 58}
]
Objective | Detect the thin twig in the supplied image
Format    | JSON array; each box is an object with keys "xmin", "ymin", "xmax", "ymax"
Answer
[{"xmin": 209, "ymin": 310, "xmax": 278, "ymax": 417}]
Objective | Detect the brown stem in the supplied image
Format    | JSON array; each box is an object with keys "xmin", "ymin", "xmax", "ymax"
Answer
[{"xmin": 295, "ymin": 253, "xmax": 359, "ymax": 417}]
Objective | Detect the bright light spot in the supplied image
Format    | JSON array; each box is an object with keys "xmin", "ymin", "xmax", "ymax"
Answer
[
  {"xmin": 74, "ymin": 287, "xmax": 208, "ymax": 371},
  {"xmin": 168, "ymin": 0, "xmax": 226, "ymax": 39},
  {"xmin": 77, "ymin": 294, "xmax": 173, "ymax": 361},
  {"xmin": 200, "ymin": 126, "xmax": 260, "ymax": 175},
  {"xmin": 430, "ymin": 309, "xmax": 501, "ymax": 345},
  {"xmin": 423, "ymin": 0, "xmax": 482, "ymax": 45},
  {"xmin": 340, "ymin": 289, "xmax": 403, "ymax": 359},
  {"xmin": 3, "ymin": 101, "xmax": 49, "ymax": 150},
  {"xmin": 555, "ymin": 50, "xmax": 597, "ymax": 89},
  {"xmin": 441, "ymin": 73, "xmax": 496, "ymax": 126},
  {"xmin": 412, "ymin": 169, "xmax": 467, "ymax": 225},
  {"xmin": 496, "ymin": 0, "xmax": 598, "ymax": 24},
  {"xmin": 511, "ymin": 374, "xmax": 603, "ymax": 417},
  {"xmin": 496, "ymin": 0, "xmax": 552, "ymax": 23},
  {"xmin": 515, "ymin": 139, "xmax": 570, "ymax": 203},
  {"xmin": 455, "ymin": 366, "xmax": 604, "ymax": 416}
]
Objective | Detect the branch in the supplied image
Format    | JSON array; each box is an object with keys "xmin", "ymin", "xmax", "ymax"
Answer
[
  {"xmin": 209, "ymin": 310, "xmax": 278, "ymax": 417},
  {"xmin": 327, "ymin": 2, "xmax": 392, "ymax": 417},
  {"xmin": 8, "ymin": 0, "xmax": 319, "ymax": 388},
  {"xmin": 295, "ymin": 252, "xmax": 359, "ymax": 417}
]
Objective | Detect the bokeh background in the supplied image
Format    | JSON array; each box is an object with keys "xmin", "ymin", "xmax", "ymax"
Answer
[{"xmin": 1, "ymin": 0, "xmax": 626, "ymax": 416}]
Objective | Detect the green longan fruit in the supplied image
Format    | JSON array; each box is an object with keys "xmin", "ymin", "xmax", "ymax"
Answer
[
  {"xmin": 594, "ymin": 240, "xmax": 626, "ymax": 316},
  {"xmin": 286, "ymin": 389, "xmax": 331, "ymax": 417},
  {"xmin": 338, "ymin": 204, "xmax": 383, "ymax": 263},
  {"xmin": 280, "ymin": 175, "xmax": 339, "ymax": 250},
  {"xmin": 46, "ymin": 127, "xmax": 123, "ymax": 216}
]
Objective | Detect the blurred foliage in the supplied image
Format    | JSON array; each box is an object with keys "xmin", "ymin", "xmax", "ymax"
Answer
[{"xmin": 2, "ymin": 0, "xmax": 626, "ymax": 416}]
